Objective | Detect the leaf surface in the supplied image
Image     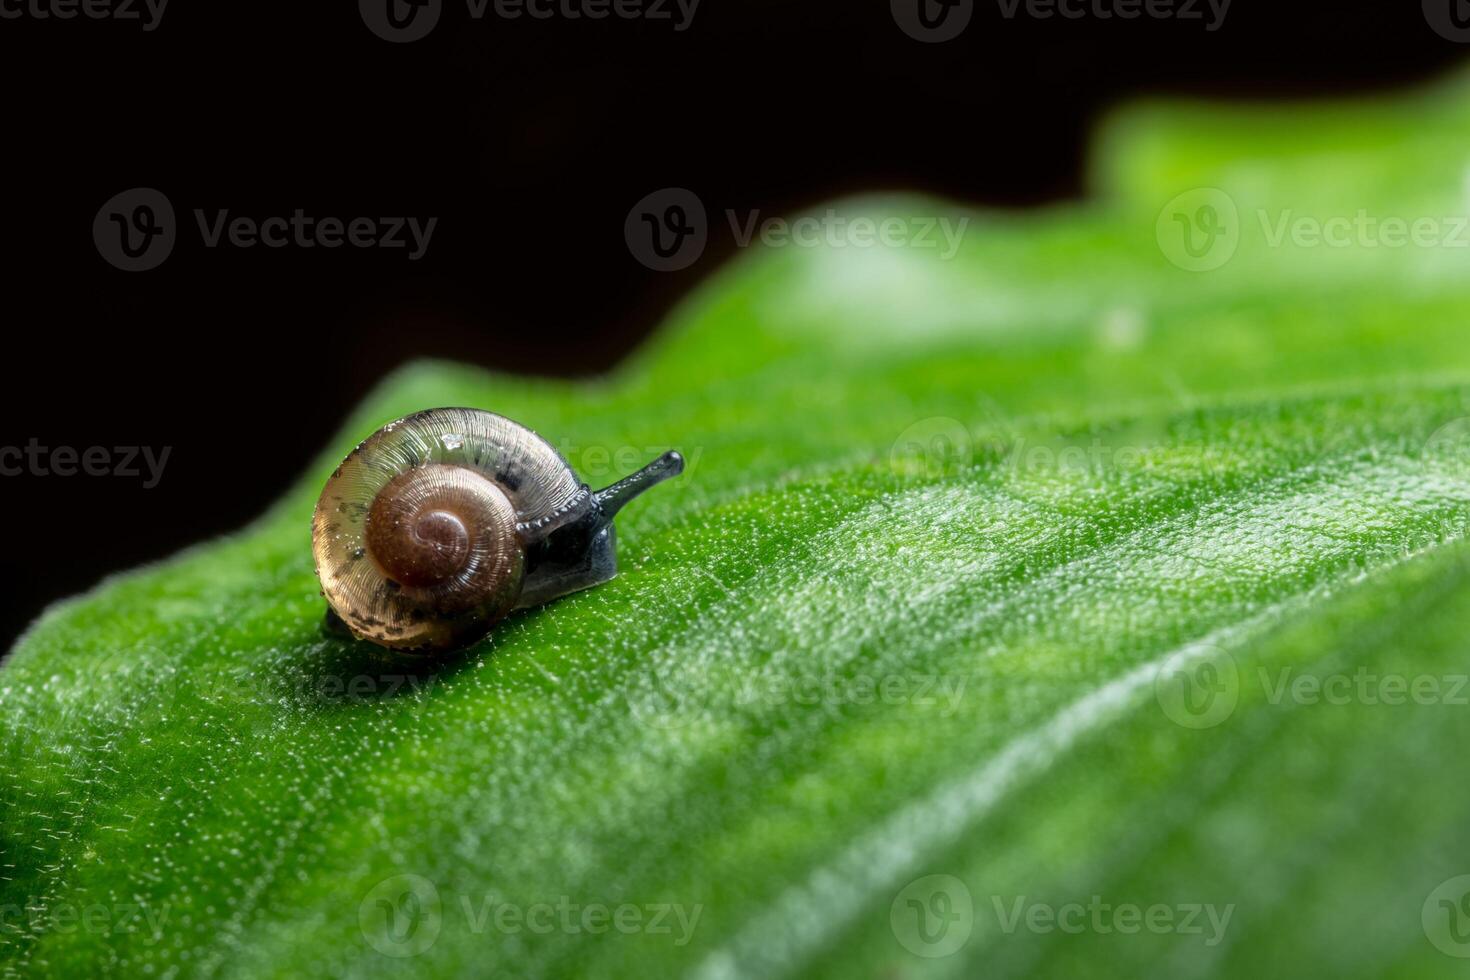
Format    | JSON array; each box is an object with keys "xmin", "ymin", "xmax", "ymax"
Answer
[{"xmin": 7, "ymin": 72, "xmax": 1470, "ymax": 979}]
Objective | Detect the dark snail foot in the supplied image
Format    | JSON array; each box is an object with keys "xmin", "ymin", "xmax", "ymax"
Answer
[{"xmin": 321, "ymin": 606, "xmax": 354, "ymax": 638}]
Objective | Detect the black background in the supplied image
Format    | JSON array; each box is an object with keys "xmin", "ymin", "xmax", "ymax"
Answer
[{"xmin": 0, "ymin": 0, "xmax": 1462, "ymax": 648}]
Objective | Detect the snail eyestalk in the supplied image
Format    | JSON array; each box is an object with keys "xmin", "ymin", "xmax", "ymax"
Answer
[{"xmin": 594, "ymin": 450, "xmax": 685, "ymax": 519}]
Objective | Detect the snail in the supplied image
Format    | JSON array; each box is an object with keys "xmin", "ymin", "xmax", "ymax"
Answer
[{"xmin": 311, "ymin": 407, "xmax": 684, "ymax": 653}]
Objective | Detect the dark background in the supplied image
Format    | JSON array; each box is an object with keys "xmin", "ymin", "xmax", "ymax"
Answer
[{"xmin": 0, "ymin": 0, "xmax": 1462, "ymax": 648}]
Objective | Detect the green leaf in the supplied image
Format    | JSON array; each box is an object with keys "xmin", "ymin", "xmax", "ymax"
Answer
[{"xmin": 9, "ymin": 72, "xmax": 1470, "ymax": 979}]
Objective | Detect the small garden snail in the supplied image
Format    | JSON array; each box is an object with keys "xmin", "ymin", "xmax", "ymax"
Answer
[{"xmin": 312, "ymin": 408, "xmax": 684, "ymax": 653}]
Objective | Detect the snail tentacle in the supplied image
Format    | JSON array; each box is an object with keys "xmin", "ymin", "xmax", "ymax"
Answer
[{"xmin": 593, "ymin": 450, "xmax": 685, "ymax": 518}]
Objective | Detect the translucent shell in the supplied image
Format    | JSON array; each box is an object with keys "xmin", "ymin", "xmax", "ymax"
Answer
[{"xmin": 311, "ymin": 408, "xmax": 591, "ymax": 651}]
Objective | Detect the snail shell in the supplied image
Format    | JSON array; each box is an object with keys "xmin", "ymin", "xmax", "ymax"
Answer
[{"xmin": 312, "ymin": 407, "xmax": 683, "ymax": 653}]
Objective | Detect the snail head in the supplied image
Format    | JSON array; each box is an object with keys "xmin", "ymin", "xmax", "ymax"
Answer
[{"xmin": 516, "ymin": 450, "xmax": 685, "ymax": 609}]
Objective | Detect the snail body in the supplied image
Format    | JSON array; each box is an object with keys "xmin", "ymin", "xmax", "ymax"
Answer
[{"xmin": 312, "ymin": 408, "xmax": 683, "ymax": 652}]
